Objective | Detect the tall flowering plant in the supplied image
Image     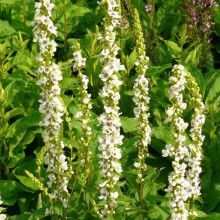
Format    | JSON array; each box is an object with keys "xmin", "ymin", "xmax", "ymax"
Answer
[
  {"xmin": 185, "ymin": 71, "xmax": 205, "ymax": 219},
  {"xmin": 72, "ymin": 42, "xmax": 92, "ymax": 185},
  {"xmin": 97, "ymin": 0, "xmax": 125, "ymax": 218},
  {"xmin": 132, "ymin": 8, "xmax": 151, "ymax": 220},
  {"xmin": 32, "ymin": 0, "xmax": 69, "ymax": 216},
  {"xmin": 162, "ymin": 64, "xmax": 205, "ymax": 219}
]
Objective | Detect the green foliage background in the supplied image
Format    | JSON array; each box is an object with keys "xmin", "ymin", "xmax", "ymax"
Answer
[{"xmin": 0, "ymin": 0, "xmax": 220, "ymax": 219}]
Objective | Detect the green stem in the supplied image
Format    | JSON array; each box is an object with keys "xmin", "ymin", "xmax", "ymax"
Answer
[
  {"xmin": 119, "ymin": 28, "xmax": 124, "ymax": 65},
  {"xmin": 22, "ymin": 0, "xmax": 27, "ymax": 26},
  {"xmin": 189, "ymin": 197, "xmax": 195, "ymax": 220},
  {"xmin": 139, "ymin": 164, "xmax": 144, "ymax": 220}
]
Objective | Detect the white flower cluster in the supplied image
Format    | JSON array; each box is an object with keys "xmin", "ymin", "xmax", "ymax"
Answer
[
  {"xmin": 162, "ymin": 64, "xmax": 205, "ymax": 219},
  {"xmin": 162, "ymin": 64, "xmax": 191, "ymax": 219},
  {"xmin": 133, "ymin": 74, "xmax": 151, "ymax": 180},
  {"xmin": 0, "ymin": 194, "xmax": 6, "ymax": 220},
  {"xmin": 132, "ymin": 8, "xmax": 151, "ymax": 182},
  {"xmin": 185, "ymin": 71, "xmax": 205, "ymax": 219},
  {"xmin": 33, "ymin": 0, "xmax": 69, "ymax": 215},
  {"xmin": 72, "ymin": 49, "xmax": 86, "ymax": 72},
  {"xmin": 98, "ymin": 0, "xmax": 124, "ymax": 218},
  {"xmin": 73, "ymin": 43, "xmax": 92, "ymax": 181}
]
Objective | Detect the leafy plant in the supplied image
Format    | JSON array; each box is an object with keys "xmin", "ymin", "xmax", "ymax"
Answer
[{"xmin": 0, "ymin": 0, "xmax": 219, "ymax": 219}]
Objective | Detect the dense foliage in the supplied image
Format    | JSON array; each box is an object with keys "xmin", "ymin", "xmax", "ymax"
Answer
[{"xmin": 0, "ymin": 0, "xmax": 220, "ymax": 219}]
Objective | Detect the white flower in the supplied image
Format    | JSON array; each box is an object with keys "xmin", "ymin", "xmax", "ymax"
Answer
[
  {"xmin": 110, "ymin": 191, "xmax": 118, "ymax": 199},
  {"xmin": 134, "ymin": 162, "xmax": 140, "ymax": 168},
  {"xmin": 99, "ymin": 188, "xmax": 109, "ymax": 200},
  {"xmin": 0, "ymin": 214, "xmax": 6, "ymax": 220}
]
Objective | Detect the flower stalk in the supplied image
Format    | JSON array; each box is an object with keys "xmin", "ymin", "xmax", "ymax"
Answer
[
  {"xmin": 163, "ymin": 64, "xmax": 191, "ymax": 219},
  {"xmin": 162, "ymin": 64, "xmax": 205, "ymax": 219},
  {"xmin": 186, "ymin": 71, "xmax": 205, "ymax": 219},
  {"xmin": 32, "ymin": 0, "xmax": 70, "ymax": 217},
  {"xmin": 132, "ymin": 8, "xmax": 151, "ymax": 220},
  {"xmin": 72, "ymin": 42, "xmax": 92, "ymax": 186},
  {"xmin": 97, "ymin": 0, "xmax": 125, "ymax": 218}
]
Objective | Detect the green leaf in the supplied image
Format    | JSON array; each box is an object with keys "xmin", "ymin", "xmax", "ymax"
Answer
[
  {"xmin": 60, "ymin": 77, "xmax": 78, "ymax": 91},
  {"xmin": 0, "ymin": 180, "xmax": 18, "ymax": 206},
  {"xmin": 3, "ymin": 81, "xmax": 15, "ymax": 108},
  {"xmin": 147, "ymin": 195, "xmax": 169, "ymax": 203},
  {"xmin": 71, "ymin": 5, "xmax": 91, "ymax": 17},
  {"xmin": 20, "ymin": 130, "xmax": 39, "ymax": 146},
  {"xmin": 4, "ymin": 107, "xmax": 26, "ymax": 121},
  {"xmin": 215, "ymin": 6, "xmax": 220, "ymax": 24},
  {"xmin": 4, "ymin": 52, "xmax": 28, "ymax": 72},
  {"xmin": 213, "ymin": 112, "xmax": 220, "ymax": 123},
  {"xmin": 151, "ymin": 126, "xmax": 173, "ymax": 145},
  {"xmin": 120, "ymin": 117, "xmax": 138, "ymax": 133},
  {"xmin": 127, "ymin": 48, "xmax": 136, "ymax": 70},
  {"xmin": 165, "ymin": 40, "xmax": 181, "ymax": 58},
  {"xmin": 204, "ymin": 119, "xmax": 216, "ymax": 137},
  {"xmin": 8, "ymin": 214, "xmax": 30, "ymax": 220},
  {"xmin": 0, "ymin": 20, "xmax": 16, "ymax": 38},
  {"xmin": 13, "ymin": 159, "xmax": 41, "ymax": 191},
  {"xmin": 204, "ymin": 70, "xmax": 220, "ymax": 92},
  {"xmin": 147, "ymin": 205, "xmax": 169, "ymax": 220},
  {"xmin": 28, "ymin": 208, "xmax": 47, "ymax": 220},
  {"xmin": 15, "ymin": 111, "xmax": 41, "ymax": 133},
  {"xmin": 205, "ymin": 76, "xmax": 220, "ymax": 105},
  {"xmin": 182, "ymin": 45, "xmax": 202, "ymax": 66},
  {"xmin": 148, "ymin": 63, "xmax": 172, "ymax": 76},
  {"xmin": 124, "ymin": 171, "xmax": 138, "ymax": 189},
  {"xmin": 121, "ymin": 137, "xmax": 137, "ymax": 158}
]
